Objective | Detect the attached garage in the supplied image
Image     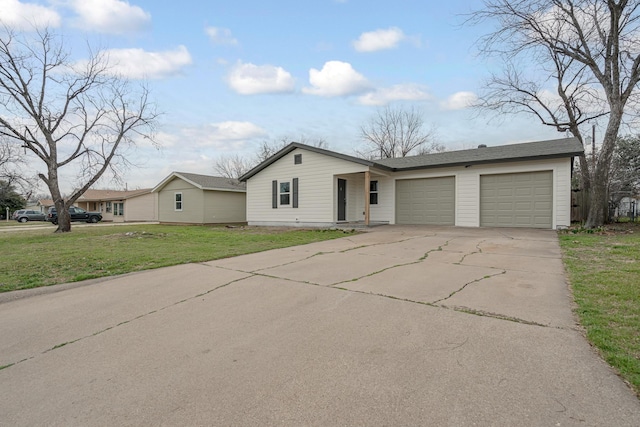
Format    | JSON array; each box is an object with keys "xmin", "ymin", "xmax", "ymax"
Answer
[
  {"xmin": 396, "ymin": 176, "xmax": 455, "ymax": 225},
  {"xmin": 480, "ymin": 171, "xmax": 553, "ymax": 228}
]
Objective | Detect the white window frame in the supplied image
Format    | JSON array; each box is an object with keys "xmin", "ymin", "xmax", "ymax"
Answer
[
  {"xmin": 114, "ymin": 202, "xmax": 124, "ymax": 216},
  {"xmin": 370, "ymin": 180, "xmax": 379, "ymax": 205},
  {"xmin": 279, "ymin": 181, "xmax": 291, "ymax": 206},
  {"xmin": 175, "ymin": 192, "xmax": 183, "ymax": 211}
]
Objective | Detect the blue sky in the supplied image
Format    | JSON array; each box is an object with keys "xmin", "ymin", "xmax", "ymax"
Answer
[{"xmin": 2, "ymin": 0, "xmax": 563, "ymax": 192}]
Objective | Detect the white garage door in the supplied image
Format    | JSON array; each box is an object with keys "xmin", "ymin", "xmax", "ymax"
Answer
[
  {"xmin": 396, "ymin": 177, "xmax": 455, "ymax": 225},
  {"xmin": 480, "ymin": 171, "xmax": 553, "ymax": 228}
]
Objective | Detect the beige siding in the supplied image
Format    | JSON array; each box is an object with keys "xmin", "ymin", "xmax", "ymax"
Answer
[
  {"xmin": 203, "ymin": 191, "xmax": 246, "ymax": 223},
  {"xmin": 125, "ymin": 192, "xmax": 158, "ymax": 222},
  {"xmin": 369, "ymin": 174, "xmax": 394, "ymax": 222},
  {"xmin": 158, "ymin": 178, "xmax": 205, "ymax": 223},
  {"xmin": 246, "ymin": 148, "xmax": 368, "ymax": 225}
]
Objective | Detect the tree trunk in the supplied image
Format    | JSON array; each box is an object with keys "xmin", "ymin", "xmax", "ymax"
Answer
[
  {"xmin": 48, "ymin": 174, "xmax": 72, "ymax": 233},
  {"xmin": 55, "ymin": 208, "xmax": 71, "ymax": 233},
  {"xmin": 584, "ymin": 111, "xmax": 623, "ymax": 228},
  {"xmin": 585, "ymin": 178, "xmax": 607, "ymax": 228}
]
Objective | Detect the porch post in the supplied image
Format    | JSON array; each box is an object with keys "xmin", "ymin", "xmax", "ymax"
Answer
[{"xmin": 364, "ymin": 170, "xmax": 370, "ymax": 226}]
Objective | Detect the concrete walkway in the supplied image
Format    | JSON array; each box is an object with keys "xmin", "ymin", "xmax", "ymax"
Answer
[{"xmin": 1, "ymin": 226, "xmax": 638, "ymax": 426}]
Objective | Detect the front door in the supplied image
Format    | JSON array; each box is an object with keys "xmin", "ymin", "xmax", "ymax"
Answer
[{"xmin": 337, "ymin": 178, "xmax": 347, "ymax": 221}]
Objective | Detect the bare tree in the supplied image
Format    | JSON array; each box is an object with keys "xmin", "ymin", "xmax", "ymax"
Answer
[
  {"xmin": 214, "ymin": 153, "xmax": 252, "ymax": 179},
  {"xmin": 0, "ymin": 28, "xmax": 157, "ymax": 232},
  {"xmin": 357, "ymin": 106, "xmax": 437, "ymax": 159},
  {"xmin": 469, "ymin": 0, "xmax": 640, "ymax": 227}
]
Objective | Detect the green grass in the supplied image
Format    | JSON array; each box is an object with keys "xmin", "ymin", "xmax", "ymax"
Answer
[
  {"xmin": 0, "ymin": 224, "xmax": 354, "ymax": 292},
  {"xmin": 559, "ymin": 227, "xmax": 640, "ymax": 396}
]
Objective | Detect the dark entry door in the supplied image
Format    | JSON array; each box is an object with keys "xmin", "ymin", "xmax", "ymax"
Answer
[{"xmin": 337, "ymin": 178, "xmax": 347, "ymax": 221}]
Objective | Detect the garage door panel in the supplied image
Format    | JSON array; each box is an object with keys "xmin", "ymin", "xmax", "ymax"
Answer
[
  {"xmin": 396, "ymin": 177, "xmax": 455, "ymax": 225},
  {"xmin": 480, "ymin": 171, "xmax": 552, "ymax": 229}
]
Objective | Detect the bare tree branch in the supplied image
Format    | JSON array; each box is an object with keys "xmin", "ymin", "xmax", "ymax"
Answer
[
  {"xmin": 0, "ymin": 27, "xmax": 158, "ymax": 232},
  {"xmin": 469, "ymin": 0, "xmax": 640, "ymax": 227},
  {"xmin": 357, "ymin": 106, "xmax": 438, "ymax": 159}
]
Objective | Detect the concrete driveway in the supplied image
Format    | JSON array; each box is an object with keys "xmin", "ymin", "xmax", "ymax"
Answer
[{"xmin": 1, "ymin": 226, "xmax": 638, "ymax": 426}]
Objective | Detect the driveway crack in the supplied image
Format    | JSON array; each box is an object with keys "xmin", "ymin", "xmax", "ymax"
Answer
[
  {"xmin": 330, "ymin": 239, "xmax": 452, "ymax": 287},
  {"xmin": 2, "ymin": 273, "xmax": 253, "ymax": 371},
  {"xmin": 432, "ymin": 270, "xmax": 506, "ymax": 304}
]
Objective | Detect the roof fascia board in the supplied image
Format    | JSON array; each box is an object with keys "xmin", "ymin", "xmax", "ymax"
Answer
[
  {"xmin": 200, "ymin": 187, "xmax": 246, "ymax": 193},
  {"xmin": 385, "ymin": 151, "xmax": 584, "ymax": 172}
]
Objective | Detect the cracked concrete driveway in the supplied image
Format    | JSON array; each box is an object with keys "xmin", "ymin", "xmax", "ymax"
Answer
[{"xmin": 1, "ymin": 226, "xmax": 639, "ymax": 426}]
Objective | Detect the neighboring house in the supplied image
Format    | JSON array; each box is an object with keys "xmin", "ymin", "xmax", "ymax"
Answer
[
  {"xmin": 614, "ymin": 196, "xmax": 639, "ymax": 219},
  {"xmin": 239, "ymin": 137, "xmax": 585, "ymax": 230},
  {"xmin": 76, "ymin": 189, "xmax": 158, "ymax": 222},
  {"xmin": 37, "ymin": 199, "xmax": 55, "ymax": 213},
  {"xmin": 152, "ymin": 172, "xmax": 246, "ymax": 224}
]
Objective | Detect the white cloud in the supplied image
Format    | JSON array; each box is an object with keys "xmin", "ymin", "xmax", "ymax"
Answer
[
  {"xmin": 96, "ymin": 46, "xmax": 192, "ymax": 79},
  {"xmin": 68, "ymin": 0, "xmax": 150, "ymax": 34},
  {"xmin": 0, "ymin": 0, "xmax": 61, "ymax": 30},
  {"xmin": 358, "ymin": 84, "xmax": 432, "ymax": 106},
  {"xmin": 187, "ymin": 121, "xmax": 267, "ymax": 147},
  {"xmin": 205, "ymin": 26, "xmax": 238, "ymax": 45},
  {"xmin": 227, "ymin": 61, "xmax": 295, "ymax": 95},
  {"xmin": 353, "ymin": 27, "xmax": 406, "ymax": 52},
  {"xmin": 441, "ymin": 91, "xmax": 478, "ymax": 110},
  {"xmin": 302, "ymin": 60, "xmax": 370, "ymax": 97}
]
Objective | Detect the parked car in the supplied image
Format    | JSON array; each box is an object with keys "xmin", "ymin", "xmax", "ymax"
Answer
[
  {"xmin": 13, "ymin": 209, "xmax": 47, "ymax": 222},
  {"xmin": 47, "ymin": 207, "xmax": 103, "ymax": 225}
]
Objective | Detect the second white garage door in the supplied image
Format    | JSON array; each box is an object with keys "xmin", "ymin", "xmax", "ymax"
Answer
[
  {"xmin": 396, "ymin": 176, "xmax": 455, "ymax": 225},
  {"xmin": 480, "ymin": 171, "xmax": 553, "ymax": 228}
]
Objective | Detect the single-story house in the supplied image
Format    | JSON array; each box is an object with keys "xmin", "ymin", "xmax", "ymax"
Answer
[
  {"xmin": 239, "ymin": 137, "xmax": 585, "ymax": 230},
  {"xmin": 152, "ymin": 172, "xmax": 246, "ymax": 224},
  {"xmin": 37, "ymin": 199, "xmax": 55, "ymax": 213},
  {"xmin": 76, "ymin": 189, "xmax": 158, "ymax": 222}
]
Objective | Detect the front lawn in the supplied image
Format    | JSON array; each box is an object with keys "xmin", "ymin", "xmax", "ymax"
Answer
[
  {"xmin": 0, "ymin": 224, "xmax": 353, "ymax": 292},
  {"xmin": 559, "ymin": 225, "xmax": 640, "ymax": 396}
]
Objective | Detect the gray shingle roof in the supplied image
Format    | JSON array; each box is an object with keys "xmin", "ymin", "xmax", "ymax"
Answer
[
  {"xmin": 374, "ymin": 137, "xmax": 584, "ymax": 170},
  {"xmin": 153, "ymin": 172, "xmax": 246, "ymax": 192},
  {"xmin": 239, "ymin": 137, "xmax": 584, "ymax": 181},
  {"xmin": 176, "ymin": 172, "xmax": 246, "ymax": 191}
]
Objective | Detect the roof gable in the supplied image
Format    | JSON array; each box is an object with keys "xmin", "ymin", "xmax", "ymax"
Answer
[
  {"xmin": 153, "ymin": 172, "xmax": 246, "ymax": 193},
  {"xmin": 239, "ymin": 142, "xmax": 384, "ymax": 181}
]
